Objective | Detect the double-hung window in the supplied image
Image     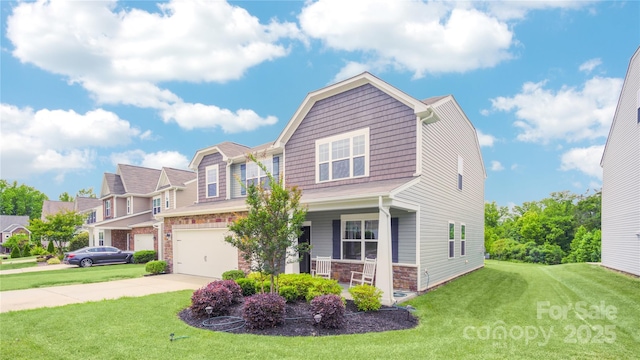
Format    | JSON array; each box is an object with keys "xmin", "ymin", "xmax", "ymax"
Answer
[
  {"xmin": 240, "ymin": 157, "xmax": 280, "ymax": 195},
  {"xmin": 206, "ymin": 165, "xmax": 219, "ymax": 198},
  {"xmin": 165, "ymin": 191, "xmax": 170, "ymax": 209},
  {"xmin": 460, "ymin": 224, "xmax": 466, "ymax": 256},
  {"xmin": 341, "ymin": 214, "xmax": 379, "ymax": 261},
  {"xmin": 152, "ymin": 197, "xmax": 161, "ymax": 214},
  {"xmin": 448, "ymin": 222, "xmax": 455, "ymax": 258},
  {"xmin": 104, "ymin": 200, "xmax": 111, "ymax": 217},
  {"xmin": 458, "ymin": 156, "xmax": 463, "ymax": 191},
  {"xmin": 316, "ymin": 128, "xmax": 369, "ymax": 183},
  {"xmin": 126, "ymin": 197, "xmax": 132, "ymax": 214},
  {"xmin": 98, "ymin": 232, "xmax": 104, "ymax": 246}
]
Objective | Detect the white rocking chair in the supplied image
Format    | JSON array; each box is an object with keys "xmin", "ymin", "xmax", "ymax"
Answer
[
  {"xmin": 311, "ymin": 256, "xmax": 332, "ymax": 279},
  {"xmin": 350, "ymin": 257, "xmax": 377, "ymax": 287}
]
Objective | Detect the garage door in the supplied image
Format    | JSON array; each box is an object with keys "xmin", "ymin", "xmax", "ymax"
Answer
[
  {"xmin": 173, "ymin": 228, "xmax": 238, "ymax": 278},
  {"xmin": 134, "ymin": 234, "xmax": 154, "ymax": 251}
]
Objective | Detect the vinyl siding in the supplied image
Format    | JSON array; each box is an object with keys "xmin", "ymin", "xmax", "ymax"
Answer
[
  {"xmin": 305, "ymin": 208, "xmax": 415, "ymax": 264},
  {"xmin": 197, "ymin": 153, "xmax": 226, "ymax": 203},
  {"xmin": 176, "ymin": 182, "xmax": 197, "ymax": 208},
  {"xmin": 285, "ymin": 84, "xmax": 416, "ymax": 190},
  {"xmin": 601, "ymin": 48, "xmax": 640, "ymax": 276},
  {"xmin": 395, "ymin": 98, "xmax": 485, "ymax": 290}
]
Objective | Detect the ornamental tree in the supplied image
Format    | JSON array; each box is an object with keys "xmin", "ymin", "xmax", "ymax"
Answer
[
  {"xmin": 29, "ymin": 210, "xmax": 85, "ymax": 255},
  {"xmin": 225, "ymin": 153, "xmax": 309, "ymax": 294}
]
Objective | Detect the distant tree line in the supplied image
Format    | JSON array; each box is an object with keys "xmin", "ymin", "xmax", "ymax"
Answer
[{"xmin": 485, "ymin": 190, "xmax": 601, "ymax": 265}]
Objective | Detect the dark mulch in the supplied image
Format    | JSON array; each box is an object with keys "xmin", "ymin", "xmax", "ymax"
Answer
[{"xmin": 178, "ymin": 300, "xmax": 418, "ymax": 336}]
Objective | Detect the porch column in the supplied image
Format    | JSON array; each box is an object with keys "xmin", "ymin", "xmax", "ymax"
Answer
[{"xmin": 376, "ymin": 197, "xmax": 395, "ymax": 306}]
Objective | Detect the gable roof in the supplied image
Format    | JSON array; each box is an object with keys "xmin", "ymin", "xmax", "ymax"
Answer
[
  {"xmin": 116, "ymin": 164, "xmax": 162, "ymax": 195},
  {"xmin": 0, "ymin": 215, "xmax": 30, "ymax": 232},
  {"xmin": 102, "ymin": 172, "xmax": 126, "ymax": 196},
  {"xmin": 601, "ymin": 46, "xmax": 640, "ymax": 166},
  {"xmin": 75, "ymin": 197, "xmax": 102, "ymax": 212},
  {"xmin": 157, "ymin": 167, "xmax": 196, "ymax": 190},
  {"xmin": 275, "ymin": 72, "xmax": 437, "ymax": 147},
  {"xmin": 41, "ymin": 200, "xmax": 74, "ymax": 220},
  {"xmin": 189, "ymin": 141, "xmax": 250, "ymax": 170}
]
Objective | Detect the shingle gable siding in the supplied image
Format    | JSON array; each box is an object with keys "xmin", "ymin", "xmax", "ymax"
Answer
[
  {"xmin": 197, "ymin": 153, "xmax": 226, "ymax": 203},
  {"xmin": 285, "ymin": 83, "xmax": 417, "ymax": 190}
]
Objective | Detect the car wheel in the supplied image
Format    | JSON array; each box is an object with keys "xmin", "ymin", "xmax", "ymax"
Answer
[{"xmin": 79, "ymin": 258, "xmax": 93, "ymax": 268}]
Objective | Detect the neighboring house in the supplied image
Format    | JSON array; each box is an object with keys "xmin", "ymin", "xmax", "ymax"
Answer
[
  {"xmin": 158, "ymin": 72, "xmax": 486, "ymax": 304},
  {"xmin": 40, "ymin": 200, "xmax": 74, "ymax": 220},
  {"xmin": 75, "ymin": 196, "xmax": 103, "ymax": 241},
  {"xmin": 87, "ymin": 164, "xmax": 196, "ymax": 259},
  {"xmin": 601, "ymin": 46, "xmax": 640, "ymax": 277},
  {"xmin": 0, "ymin": 215, "xmax": 31, "ymax": 253}
]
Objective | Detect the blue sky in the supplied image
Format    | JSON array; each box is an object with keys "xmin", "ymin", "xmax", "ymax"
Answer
[{"xmin": 1, "ymin": 0, "xmax": 638, "ymax": 207}]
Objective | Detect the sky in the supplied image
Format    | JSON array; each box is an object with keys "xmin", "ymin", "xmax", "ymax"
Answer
[{"xmin": 0, "ymin": 0, "xmax": 638, "ymax": 207}]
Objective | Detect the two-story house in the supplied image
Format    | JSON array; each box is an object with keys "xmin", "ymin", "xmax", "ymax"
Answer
[
  {"xmin": 0, "ymin": 215, "xmax": 30, "ymax": 253},
  {"xmin": 601, "ymin": 46, "xmax": 640, "ymax": 277},
  {"xmin": 88, "ymin": 164, "xmax": 196, "ymax": 259},
  {"xmin": 158, "ymin": 73, "xmax": 486, "ymax": 305}
]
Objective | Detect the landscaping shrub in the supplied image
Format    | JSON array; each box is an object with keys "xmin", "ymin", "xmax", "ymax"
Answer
[
  {"xmin": 236, "ymin": 278, "xmax": 257, "ymax": 297},
  {"xmin": 310, "ymin": 294, "xmax": 345, "ymax": 329},
  {"xmin": 243, "ymin": 293, "xmax": 286, "ymax": 329},
  {"xmin": 145, "ymin": 260, "xmax": 167, "ymax": 274},
  {"xmin": 69, "ymin": 233, "xmax": 89, "ymax": 251},
  {"xmin": 10, "ymin": 247, "xmax": 20, "ymax": 259},
  {"xmin": 278, "ymin": 285, "xmax": 299, "ymax": 303},
  {"xmin": 133, "ymin": 250, "xmax": 157, "ymax": 264},
  {"xmin": 30, "ymin": 246, "xmax": 47, "ymax": 256},
  {"xmin": 36, "ymin": 256, "xmax": 47, "ymax": 263},
  {"xmin": 212, "ymin": 280, "xmax": 243, "ymax": 304},
  {"xmin": 278, "ymin": 273, "xmax": 314, "ymax": 301},
  {"xmin": 47, "ymin": 257, "xmax": 61, "ymax": 265},
  {"xmin": 46, "ymin": 241, "xmax": 55, "ymax": 254},
  {"xmin": 348, "ymin": 284, "xmax": 382, "ymax": 311},
  {"xmin": 23, "ymin": 245, "xmax": 31, "ymax": 257},
  {"xmin": 190, "ymin": 284, "xmax": 233, "ymax": 317},
  {"xmin": 222, "ymin": 270, "xmax": 246, "ymax": 280},
  {"xmin": 305, "ymin": 277, "xmax": 343, "ymax": 302}
]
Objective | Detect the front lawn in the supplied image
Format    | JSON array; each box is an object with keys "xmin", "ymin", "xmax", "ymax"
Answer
[
  {"xmin": 0, "ymin": 261, "xmax": 638, "ymax": 359},
  {"xmin": 0, "ymin": 261, "xmax": 37, "ymax": 271},
  {"xmin": 0, "ymin": 264, "xmax": 147, "ymax": 291}
]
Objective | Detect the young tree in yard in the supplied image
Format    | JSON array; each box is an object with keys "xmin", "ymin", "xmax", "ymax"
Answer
[
  {"xmin": 29, "ymin": 210, "xmax": 85, "ymax": 255},
  {"xmin": 225, "ymin": 153, "xmax": 309, "ymax": 294},
  {"xmin": 3, "ymin": 234, "xmax": 30, "ymax": 257}
]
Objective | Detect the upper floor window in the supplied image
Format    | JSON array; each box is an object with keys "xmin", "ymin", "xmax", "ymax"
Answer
[
  {"xmin": 206, "ymin": 165, "xmax": 219, "ymax": 198},
  {"xmin": 316, "ymin": 128, "xmax": 369, "ymax": 183},
  {"xmin": 240, "ymin": 157, "xmax": 280, "ymax": 195},
  {"xmin": 152, "ymin": 197, "xmax": 161, "ymax": 214},
  {"xmin": 165, "ymin": 191, "xmax": 170, "ymax": 209},
  {"xmin": 126, "ymin": 197, "xmax": 132, "ymax": 214},
  {"xmin": 86, "ymin": 210, "xmax": 96, "ymax": 224},
  {"xmin": 341, "ymin": 214, "xmax": 378, "ymax": 261},
  {"xmin": 104, "ymin": 200, "xmax": 111, "ymax": 217},
  {"xmin": 458, "ymin": 156, "xmax": 463, "ymax": 191}
]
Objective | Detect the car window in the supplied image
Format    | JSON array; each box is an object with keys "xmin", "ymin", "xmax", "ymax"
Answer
[
  {"xmin": 106, "ymin": 247, "xmax": 118, "ymax": 252},
  {"xmin": 88, "ymin": 248, "xmax": 99, "ymax": 253}
]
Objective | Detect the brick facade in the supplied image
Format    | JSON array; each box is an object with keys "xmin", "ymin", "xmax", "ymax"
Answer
[
  {"xmin": 311, "ymin": 259, "xmax": 418, "ymax": 291},
  {"xmin": 163, "ymin": 212, "xmax": 244, "ymax": 273},
  {"xmin": 111, "ymin": 230, "xmax": 129, "ymax": 250}
]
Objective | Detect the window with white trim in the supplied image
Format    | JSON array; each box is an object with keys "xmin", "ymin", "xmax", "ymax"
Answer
[
  {"xmin": 341, "ymin": 214, "xmax": 378, "ymax": 261},
  {"xmin": 86, "ymin": 210, "xmax": 96, "ymax": 224},
  {"xmin": 448, "ymin": 221, "xmax": 455, "ymax": 258},
  {"xmin": 152, "ymin": 197, "xmax": 161, "ymax": 214},
  {"xmin": 206, "ymin": 165, "xmax": 219, "ymax": 198},
  {"xmin": 165, "ymin": 191, "xmax": 170, "ymax": 209},
  {"xmin": 126, "ymin": 197, "xmax": 132, "ymax": 214},
  {"xmin": 458, "ymin": 156, "xmax": 463, "ymax": 191},
  {"xmin": 316, "ymin": 128, "xmax": 369, "ymax": 183},
  {"xmin": 240, "ymin": 157, "xmax": 280, "ymax": 195},
  {"xmin": 98, "ymin": 232, "xmax": 104, "ymax": 246},
  {"xmin": 460, "ymin": 223, "xmax": 466, "ymax": 256},
  {"xmin": 104, "ymin": 200, "xmax": 111, "ymax": 217}
]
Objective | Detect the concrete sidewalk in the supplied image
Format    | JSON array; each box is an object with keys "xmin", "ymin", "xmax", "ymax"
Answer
[{"xmin": 0, "ymin": 274, "xmax": 215, "ymax": 313}]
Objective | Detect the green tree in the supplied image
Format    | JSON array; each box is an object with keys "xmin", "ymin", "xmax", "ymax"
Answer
[
  {"xmin": 0, "ymin": 180, "xmax": 48, "ymax": 220},
  {"xmin": 29, "ymin": 210, "xmax": 85, "ymax": 255},
  {"xmin": 3, "ymin": 233, "xmax": 30, "ymax": 257},
  {"xmin": 225, "ymin": 154, "xmax": 308, "ymax": 294},
  {"xmin": 574, "ymin": 190, "xmax": 601, "ymax": 231},
  {"xmin": 564, "ymin": 226, "xmax": 601, "ymax": 263},
  {"xmin": 59, "ymin": 192, "xmax": 74, "ymax": 202},
  {"xmin": 76, "ymin": 187, "xmax": 97, "ymax": 198},
  {"xmin": 69, "ymin": 232, "xmax": 89, "ymax": 251}
]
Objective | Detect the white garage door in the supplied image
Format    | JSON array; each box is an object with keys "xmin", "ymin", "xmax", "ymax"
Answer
[
  {"xmin": 173, "ymin": 228, "xmax": 238, "ymax": 278},
  {"xmin": 134, "ymin": 234, "xmax": 154, "ymax": 251}
]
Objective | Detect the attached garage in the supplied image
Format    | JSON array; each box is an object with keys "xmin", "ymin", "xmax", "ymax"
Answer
[
  {"xmin": 134, "ymin": 234, "xmax": 154, "ymax": 251},
  {"xmin": 172, "ymin": 228, "xmax": 238, "ymax": 278}
]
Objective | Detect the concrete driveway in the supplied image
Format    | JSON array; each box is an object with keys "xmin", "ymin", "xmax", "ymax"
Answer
[{"xmin": 0, "ymin": 267, "xmax": 215, "ymax": 313}]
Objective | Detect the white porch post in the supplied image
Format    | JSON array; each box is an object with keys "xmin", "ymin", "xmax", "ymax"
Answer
[
  {"xmin": 284, "ymin": 212, "xmax": 300, "ymax": 274},
  {"xmin": 376, "ymin": 196, "xmax": 395, "ymax": 306}
]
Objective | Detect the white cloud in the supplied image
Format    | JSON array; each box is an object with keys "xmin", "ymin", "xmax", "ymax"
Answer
[
  {"xmin": 491, "ymin": 77, "xmax": 623, "ymax": 143},
  {"xmin": 476, "ymin": 129, "xmax": 496, "ymax": 147},
  {"xmin": 161, "ymin": 103, "xmax": 278, "ymax": 133},
  {"xmin": 331, "ymin": 61, "xmax": 373, "ymax": 83},
  {"xmin": 560, "ymin": 145, "xmax": 605, "ymax": 179},
  {"xmin": 480, "ymin": 109, "xmax": 490, "ymax": 116},
  {"xmin": 110, "ymin": 150, "xmax": 190, "ymax": 170},
  {"xmin": 491, "ymin": 161, "xmax": 504, "ymax": 171},
  {"xmin": 0, "ymin": 103, "xmax": 142, "ymax": 179},
  {"xmin": 579, "ymin": 58, "xmax": 602, "ymax": 73},
  {"xmin": 6, "ymin": 0, "xmax": 296, "ymax": 131},
  {"xmin": 511, "ymin": 164, "xmax": 519, "ymax": 170},
  {"xmin": 485, "ymin": 1, "xmax": 590, "ymax": 20},
  {"xmin": 300, "ymin": 1, "xmax": 514, "ymax": 78}
]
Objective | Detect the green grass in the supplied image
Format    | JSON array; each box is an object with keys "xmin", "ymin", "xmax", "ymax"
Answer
[
  {"xmin": 1, "ymin": 261, "xmax": 638, "ymax": 359},
  {"xmin": 0, "ymin": 261, "xmax": 37, "ymax": 271},
  {"xmin": 0, "ymin": 264, "xmax": 147, "ymax": 291}
]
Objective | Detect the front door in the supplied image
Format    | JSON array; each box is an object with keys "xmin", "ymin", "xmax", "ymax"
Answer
[{"xmin": 299, "ymin": 226, "xmax": 311, "ymax": 274}]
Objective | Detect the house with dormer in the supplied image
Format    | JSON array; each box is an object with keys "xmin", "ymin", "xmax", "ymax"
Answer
[
  {"xmin": 158, "ymin": 73, "xmax": 486, "ymax": 305},
  {"xmin": 88, "ymin": 164, "xmax": 195, "ymax": 258}
]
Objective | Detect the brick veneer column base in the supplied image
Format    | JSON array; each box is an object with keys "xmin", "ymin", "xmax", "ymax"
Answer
[{"xmin": 312, "ymin": 260, "xmax": 418, "ymax": 291}]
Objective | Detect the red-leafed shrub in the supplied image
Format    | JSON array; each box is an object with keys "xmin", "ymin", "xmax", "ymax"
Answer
[
  {"xmin": 310, "ymin": 294, "xmax": 345, "ymax": 329},
  {"xmin": 214, "ymin": 280, "xmax": 243, "ymax": 304},
  {"xmin": 243, "ymin": 293, "xmax": 286, "ymax": 329},
  {"xmin": 190, "ymin": 284, "xmax": 233, "ymax": 317}
]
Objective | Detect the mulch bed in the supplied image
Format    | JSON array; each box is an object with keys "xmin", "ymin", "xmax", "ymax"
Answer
[{"xmin": 178, "ymin": 300, "xmax": 419, "ymax": 336}]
